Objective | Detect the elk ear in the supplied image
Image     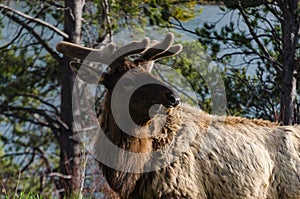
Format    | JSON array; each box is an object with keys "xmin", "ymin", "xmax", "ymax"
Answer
[
  {"xmin": 100, "ymin": 72, "xmax": 115, "ymax": 89},
  {"xmin": 70, "ymin": 61, "xmax": 102, "ymax": 84},
  {"xmin": 70, "ymin": 61, "xmax": 114, "ymax": 88}
]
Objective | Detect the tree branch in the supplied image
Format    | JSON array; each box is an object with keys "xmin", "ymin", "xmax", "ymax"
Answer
[
  {"xmin": 0, "ymin": 7, "xmax": 62, "ymax": 62},
  {"xmin": 0, "ymin": 26, "xmax": 24, "ymax": 50},
  {"xmin": 237, "ymin": 4, "xmax": 283, "ymax": 73},
  {"xmin": 16, "ymin": 92, "xmax": 60, "ymax": 115},
  {"xmin": 48, "ymin": 172, "xmax": 72, "ymax": 179},
  {"xmin": 0, "ymin": 105, "xmax": 62, "ymax": 140},
  {"xmin": 35, "ymin": 147, "xmax": 60, "ymax": 192},
  {"xmin": 102, "ymin": 0, "xmax": 112, "ymax": 41},
  {"xmin": 20, "ymin": 149, "xmax": 36, "ymax": 173},
  {"xmin": 0, "ymin": 4, "xmax": 68, "ymax": 39},
  {"xmin": 0, "ymin": 4, "xmax": 65, "ymax": 62},
  {"xmin": 264, "ymin": 2, "xmax": 283, "ymax": 23}
]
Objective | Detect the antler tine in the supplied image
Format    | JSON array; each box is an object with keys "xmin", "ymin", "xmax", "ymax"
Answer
[
  {"xmin": 56, "ymin": 34, "xmax": 180, "ymax": 73},
  {"xmin": 140, "ymin": 33, "xmax": 178, "ymax": 61},
  {"xmin": 56, "ymin": 38, "xmax": 149, "ymax": 72},
  {"xmin": 136, "ymin": 33, "xmax": 182, "ymax": 72},
  {"xmin": 151, "ymin": 44, "xmax": 182, "ymax": 61},
  {"xmin": 109, "ymin": 38, "xmax": 150, "ymax": 70},
  {"xmin": 56, "ymin": 41, "xmax": 116, "ymax": 64}
]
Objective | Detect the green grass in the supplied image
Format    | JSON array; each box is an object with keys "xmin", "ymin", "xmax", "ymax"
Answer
[
  {"xmin": 4, "ymin": 191, "xmax": 91, "ymax": 199},
  {"xmin": 4, "ymin": 192, "xmax": 44, "ymax": 199}
]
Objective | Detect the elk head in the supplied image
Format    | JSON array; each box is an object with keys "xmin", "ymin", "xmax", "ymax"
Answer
[{"xmin": 56, "ymin": 33, "xmax": 182, "ymax": 126}]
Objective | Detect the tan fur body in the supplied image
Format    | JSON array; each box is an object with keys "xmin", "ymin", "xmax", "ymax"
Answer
[{"xmin": 100, "ymin": 103, "xmax": 300, "ymax": 199}]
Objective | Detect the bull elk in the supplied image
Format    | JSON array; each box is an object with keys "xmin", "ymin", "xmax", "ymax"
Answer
[{"xmin": 56, "ymin": 33, "xmax": 300, "ymax": 199}]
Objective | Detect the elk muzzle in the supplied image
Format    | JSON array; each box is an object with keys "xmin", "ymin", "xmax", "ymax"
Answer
[{"xmin": 164, "ymin": 91, "xmax": 180, "ymax": 108}]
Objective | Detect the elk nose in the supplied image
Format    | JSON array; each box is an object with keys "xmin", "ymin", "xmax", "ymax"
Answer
[{"xmin": 165, "ymin": 92, "xmax": 180, "ymax": 107}]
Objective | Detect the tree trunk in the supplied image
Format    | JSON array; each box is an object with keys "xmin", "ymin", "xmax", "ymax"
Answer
[
  {"xmin": 59, "ymin": 0, "xmax": 85, "ymax": 197},
  {"xmin": 279, "ymin": 0, "xmax": 299, "ymax": 125}
]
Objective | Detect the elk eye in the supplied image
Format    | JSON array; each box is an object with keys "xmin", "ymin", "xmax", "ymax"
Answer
[{"xmin": 122, "ymin": 78, "xmax": 135, "ymax": 89}]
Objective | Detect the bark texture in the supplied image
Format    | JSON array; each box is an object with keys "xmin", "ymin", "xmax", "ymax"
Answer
[{"xmin": 59, "ymin": 0, "xmax": 85, "ymax": 196}]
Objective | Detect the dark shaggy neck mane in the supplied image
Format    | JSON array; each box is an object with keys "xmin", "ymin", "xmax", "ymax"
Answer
[{"xmin": 98, "ymin": 92, "xmax": 182, "ymax": 198}]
